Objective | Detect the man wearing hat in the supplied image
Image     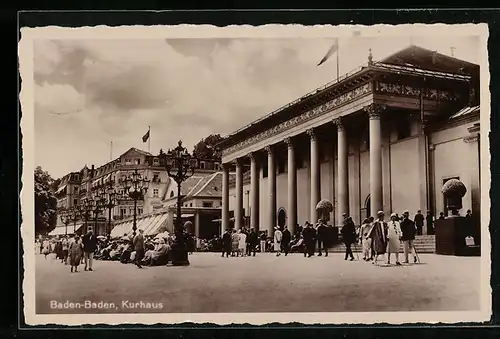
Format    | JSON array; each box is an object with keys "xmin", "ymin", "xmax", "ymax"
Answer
[
  {"xmin": 82, "ymin": 227, "xmax": 97, "ymax": 271},
  {"xmin": 340, "ymin": 216, "xmax": 356, "ymax": 261},
  {"xmin": 368, "ymin": 211, "xmax": 388, "ymax": 265},
  {"xmin": 400, "ymin": 210, "xmax": 418, "ymax": 264}
]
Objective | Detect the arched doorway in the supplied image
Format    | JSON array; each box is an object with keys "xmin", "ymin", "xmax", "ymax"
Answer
[
  {"xmin": 364, "ymin": 195, "xmax": 371, "ymax": 220},
  {"xmin": 277, "ymin": 208, "xmax": 287, "ymax": 229}
]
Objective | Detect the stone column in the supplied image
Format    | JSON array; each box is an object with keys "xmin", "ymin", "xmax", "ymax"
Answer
[
  {"xmin": 195, "ymin": 212, "xmax": 200, "ymax": 238},
  {"xmin": 249, "ymin": 152, "xmax": 260, "ymax": 231},
  {"xmin": 365, "ymin": 104, "xmax": 384, "ymax": 215},
  {"xmin": 285, "ymin": 137, "xmax": 297, "ymax": 235},
  {"xmin": 221, "ymin": 163, "xmax": 230, "ymax": 235},
  {"xmin": 266, "ymin": 145, "xmax": 276, "ymax": 235},
  {"xmin": 235, "ymin": 159, "xmax": 243, "ymax": 230},
  {"xmin": 335, "ymin": 118, "xmax": 349, "ymax": 223},
  {"xmin": 308, "ymin": 128, "xmax": 320, "ymax": 224}
]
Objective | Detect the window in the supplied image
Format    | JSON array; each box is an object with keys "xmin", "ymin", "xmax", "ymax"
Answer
[
  {"xmin": 135, "ymin": 159, "xmax": 141, "ymax": 165},
  {"xmin": 129, "ymin": 209, "xmax": 134, "ymax": 215},
  {"xmin": 153, "ymin": 188, "xmax": 159, "ymax": 197},
  {"xmin": 203, "ymin": 201, "xmax": 213, "ymax": 208},
  {"xmin": 200, "ymin": 161, "xmax": 206, "ymax": 170},
  {"xmin": 125, "ymin": 159, "xmax": 132, "ymax": 165},
  {"xmin": 120, "ymin": 208, "xmax": 126, "ymax": 217},
  {"xmin": 73, "ymin": 199, "xmax": 78, "ymax": 206},
  {"xmin": 153, "ymin": 173, "xmax": 160, "ymax": 183},
  {"xmin": 190, "ymin": 203, "xmax": 193, "ymax": 207},
  {"xmin": 396, "ymin": 119, "xmax": 412, "ymax": 141},
  {"xmin": 170, "ymin": 191, "xmax": 175, "ymax": 198},
  {"xmin": 153, "ymin": 158, "xmax": 159, "ymax": 165},
  {"xmin": 138, "ymin": 208, "xmax": 143, "ymax": 215},
  {"xmin": 214, "ymin": 163, "xmax": 220, "ymax": 170},
  {"xmin": 74, "ymin": 187, "xmax": 79, "ymax": 193}
]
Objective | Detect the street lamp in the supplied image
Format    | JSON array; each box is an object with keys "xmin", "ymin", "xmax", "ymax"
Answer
[
  {"xmin": 119, "ymin": 169, "xmax": 150, "ymax": 237},
  {"xmin": 81, "ymin": 198, "xmax": 93, "ymax": 235},
  {"xmin": 68, "ymin": 206, "xmax": 81, "ymax": 234},
  {"xmin": 162, "ymin": 140, "xmax": 198, "ymax": 266},
  {"xmin": 60, "ymin": 210, "xmax": 70, "ymax": 236},
  {"xmin": 98, "ymin": 186, "xmax": 119, "ymax": 236},
  {"xmin": 89, "ymin": 193, "xmax": 106, "ymax": 235}
]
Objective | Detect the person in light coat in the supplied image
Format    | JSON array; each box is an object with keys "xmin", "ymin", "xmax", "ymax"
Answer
[
  {"xmin": 274, "ymin": 227, "xmax": 283, "ymax": 256},
  {"xmin": 387, "ymin": 213, "xmax": 403, "ymax": 266},
  {"xmin": 237, "ymin": 229, "xmax": 247, "ymax": 257}
]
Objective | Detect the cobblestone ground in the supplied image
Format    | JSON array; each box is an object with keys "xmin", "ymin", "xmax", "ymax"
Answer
[{"xmin": 35, "ymin": 252, "xmax": 481, "ymax": 314}]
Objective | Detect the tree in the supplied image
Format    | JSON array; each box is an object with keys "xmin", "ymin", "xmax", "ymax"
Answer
[
  {"xmin": 34, "ymin": 166, "xmax": 58, "ymax": 235},
  {"xmin": 192, "ymin": 134, "xmax": 224, "ymax": 160}
]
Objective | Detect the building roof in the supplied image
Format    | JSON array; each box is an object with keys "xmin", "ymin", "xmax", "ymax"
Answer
[
  {"xmin": 218, "ymin": 45, "xmax": 479, "ymax": 151},
  {"xmin": 380, "ymin": 45, "xmax": 479, "ymax": 76}
]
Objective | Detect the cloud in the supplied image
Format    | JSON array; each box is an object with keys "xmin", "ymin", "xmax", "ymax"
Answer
[{"xmin": 33, "ymin": 35, "xmax": 480, "ymax": 178}]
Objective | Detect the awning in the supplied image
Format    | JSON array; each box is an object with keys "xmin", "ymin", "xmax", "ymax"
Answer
[
  {"xmin": 110, "ymin": 213, "xmax": 171, "ymax": 238},
  {"xmin": 449, "ymin": 105, "xmax": 480, "ymax": 119},
  {"xmin": 48, "ymin": 225, "xmax": 72, "ymax": 236},
  {"xmin": 56, "ymin": 185, "xmax": 67, "ymax": 194}
]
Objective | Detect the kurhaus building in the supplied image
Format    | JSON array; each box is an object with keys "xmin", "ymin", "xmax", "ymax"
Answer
[{"xmin": 219, "ymin": 45, "xmax": 481, "ymax": 237}]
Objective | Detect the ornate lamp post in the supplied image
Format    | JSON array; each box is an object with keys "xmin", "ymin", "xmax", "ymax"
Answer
[
  {"xmin": 89, "ymin": 193, "xmax": 106, "ymax": 235},
  {"xmin": 120, "ymin": 169, "xmax": 150, "ymax": 237},
  {"xmin": 162, "ymin": 140, "xmax": 198, "ymax": 266},
  {"xmin": 68, "ymin": 206, "xmax": 81, "ymax": 234},
  {"xmin": 81, "ymin": 198, "xmax": 93, "ymax": 235},
  {"xmin": 99, "ymin": 186, "xmax": 118, "ymax": 236},
  {"xmin": 60, "ymin": 211, "xmax": 70, "ymax": 236}
]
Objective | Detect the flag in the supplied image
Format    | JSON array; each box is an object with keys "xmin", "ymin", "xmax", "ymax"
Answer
[
  {"xmin": 317, "ymin": 38, "xmax": 339, "ymax": 67},
  {"xmin": 142, "ymin": 129, "xmax": 150, "ymax": 143}
]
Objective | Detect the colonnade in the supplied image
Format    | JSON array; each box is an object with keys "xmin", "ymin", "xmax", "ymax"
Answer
[{"xmin": 221, "ymin": 104, "xmax": 385, "ymax": 235}]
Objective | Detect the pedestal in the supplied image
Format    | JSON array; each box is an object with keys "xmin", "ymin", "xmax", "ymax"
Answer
[
  {"xmin": 435, "ymin": 216, "xmax": 480, "ymax": 256},
  {"xmin": 170, "ymin": 232, "xmax": 190, "ymax": 266}
]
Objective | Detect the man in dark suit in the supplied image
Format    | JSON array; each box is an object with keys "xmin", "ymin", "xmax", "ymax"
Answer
[
  {"xmin": 133, "ymin": 229, "xmax": 145, "ymax": 268},
  {"xmin": 221, "ymin": 229, "xmax": 232, "ymax": 258},
  {"xmin": 341, "ymin": 216, "xmax": 356, "ymax": 261},
  {"xmin": 82, "ymin": 227, "xmax": 97, "ymax": 271},
  {"xmin": 414, "ymin": 210, "xmax": 424, "ymax": 235},
  {"xmin": 281, "ymin": 226, "xmax": 292, "ymax": 256},
  {"xmin": 400, "ymin": 210, "xmax": 417, "ymax": 264},
  {"xmin": 302, "ymin": 222, "xmax": 316, "ymax": 258},
  {"xmin": 247, "ymin": 228, "xmax": 259, "ymax": 257}
]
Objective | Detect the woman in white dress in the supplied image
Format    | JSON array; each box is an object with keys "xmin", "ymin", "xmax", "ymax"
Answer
[
  {"xmin": 387, "ymin": 213, "xmax": 403, "ymax": 265},
  {"xmin": 273, "ymin": 227, "xmax": 282, "ymax": 257}
]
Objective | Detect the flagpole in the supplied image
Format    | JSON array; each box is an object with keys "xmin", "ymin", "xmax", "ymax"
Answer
[
  {"xmin": 110, "ymin": 141, "xmax": 113, "ymax": 160},
  {"xmin": 148, "ymin": 126, "xmax": 151, "ymax": 153}
]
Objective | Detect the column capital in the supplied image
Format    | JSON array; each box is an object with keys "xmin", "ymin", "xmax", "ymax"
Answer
[
  {"xmin": 248, "ymin": 152, "xmax": 258, "ymax": 161},
  {"xmin": 235, "ymin": 158, "xmax": 244, "ymax": 167},
  {"xmin": 306, "ymin": 128, "xmax": 317, "ymax": 140},
  {"xmin": 221, "ymin": 162, "xmax": 231, "ymax": 171},
  {"xmin": 333, "ymin": 117, "xmax": 345, "ymax": 131},
  {"xmin": 264, "ymin": 145, "xmax": 274, "ymax": 155},
  {"xmin": 284, "ymin": 137, "xmax": 294, "ymax": 149},
  {"xmin": 364, "ymin": 103, "xmax": 386, "ymax": 119}
]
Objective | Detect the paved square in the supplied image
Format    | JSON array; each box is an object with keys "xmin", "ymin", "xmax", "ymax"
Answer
[{"xmin": 35, "ymin": 252, "xmax": 481, "ymax": 314}]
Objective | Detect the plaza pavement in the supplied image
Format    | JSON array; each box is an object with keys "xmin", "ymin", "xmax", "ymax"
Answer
[{"xmin": 35, "ymin": 252, "xmax": 481, "ymax": 314}]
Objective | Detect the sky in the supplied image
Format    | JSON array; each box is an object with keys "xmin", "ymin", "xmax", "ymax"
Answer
[{"xmin": 33, "ymin": 33, "xmax": 480, "ymax": 178}]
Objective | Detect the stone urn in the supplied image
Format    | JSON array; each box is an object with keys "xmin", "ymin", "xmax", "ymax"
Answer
[
  {"xmin": 441, "ymin": 179, "xmax": 467, "ymax": 217},
  {"xmin": 316, "ymin": 199, "xmax": 333, "ymax": 223}
]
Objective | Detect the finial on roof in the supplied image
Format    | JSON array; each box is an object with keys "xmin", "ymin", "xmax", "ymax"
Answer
[{"xmin": 368, "ymin": 48, "xmax": 373, "ymax": 66}]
